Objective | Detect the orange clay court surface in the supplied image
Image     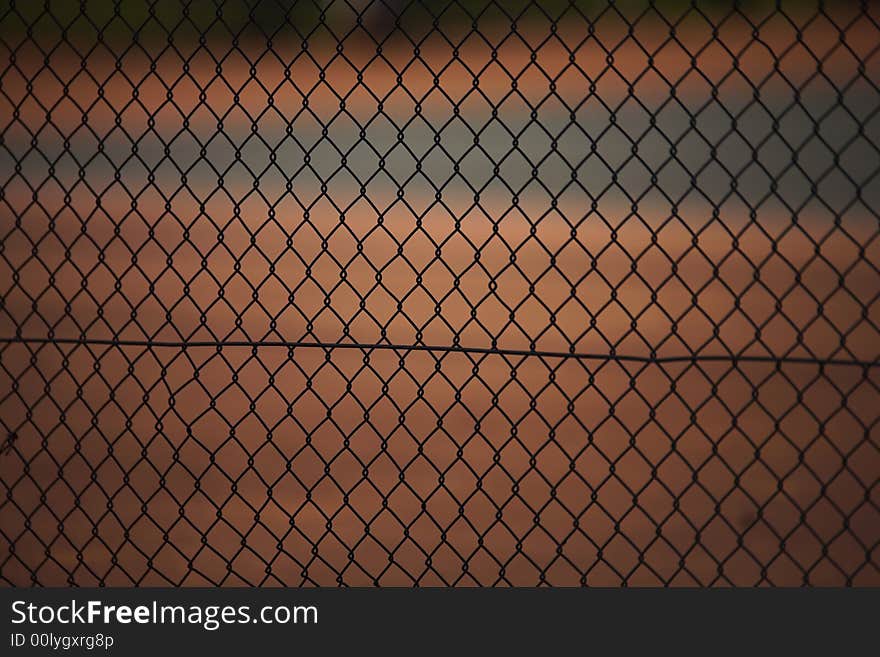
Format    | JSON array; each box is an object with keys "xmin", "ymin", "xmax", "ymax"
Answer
[{"xmin": 0, "ymin": 14, "xmax": 878, "ymax": 585}]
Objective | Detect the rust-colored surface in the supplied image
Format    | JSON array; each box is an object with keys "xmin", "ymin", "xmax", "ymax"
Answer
[{"xmin": 1, "ymin": 10, "xmax": 878, "ymax": 585}]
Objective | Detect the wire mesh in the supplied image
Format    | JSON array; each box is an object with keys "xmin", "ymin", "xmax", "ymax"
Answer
[{"xmin": 0, "ymin": 0, "xmax": 878, "ymax": 585}]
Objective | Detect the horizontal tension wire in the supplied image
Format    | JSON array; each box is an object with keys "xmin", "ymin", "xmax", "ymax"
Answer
[{"xmin": 0, "ymin": 336, "xmax": 876, "ymax": 368}]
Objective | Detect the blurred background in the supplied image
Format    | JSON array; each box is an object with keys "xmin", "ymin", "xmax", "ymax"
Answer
[{"xmin": 0, "ymin": 0, "xmax": 878, "ymax": 586}]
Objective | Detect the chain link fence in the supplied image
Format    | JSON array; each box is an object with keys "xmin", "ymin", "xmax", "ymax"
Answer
[{"xmin": 0, "ymin": 0, "xmax": 878, "ymax": 586}]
